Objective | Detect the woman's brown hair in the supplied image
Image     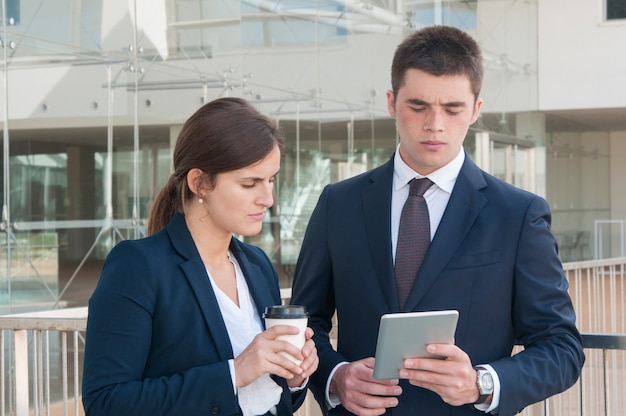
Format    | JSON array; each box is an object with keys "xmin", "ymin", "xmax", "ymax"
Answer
[{"xmin": 146, "ymin": 97, "xmax": 284, "ymax": 235}]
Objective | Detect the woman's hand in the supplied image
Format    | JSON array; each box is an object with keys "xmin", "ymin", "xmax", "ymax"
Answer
[
  {"xmin": 287, "ymin": 327, "xmax": 318, "ymax": 388},
  {"xmin": 233, "ymin": 325, "xmax": 316, "ymax": 388}
]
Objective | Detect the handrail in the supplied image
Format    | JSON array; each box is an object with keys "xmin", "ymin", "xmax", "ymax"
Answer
[
  {"xmin": 562, "ymin": 256, "xmax": 626, "ymax": 270},
  {"xmin": 0, "ymin": 306, "xmax": 87, "ymax": 331},
  {"xmin": 582, "ymin": 333, "xmax": 626, "ymax": 349}
]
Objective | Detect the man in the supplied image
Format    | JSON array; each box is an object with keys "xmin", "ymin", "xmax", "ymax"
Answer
[{"xmin": 291, "ymin": 25, "xmax": 584, "ymax": 416}]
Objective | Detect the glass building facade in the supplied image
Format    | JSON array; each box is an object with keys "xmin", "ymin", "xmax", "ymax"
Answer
[{"xmin": 0, "ymin": 0, "xmax": 623, "ymax": 312}]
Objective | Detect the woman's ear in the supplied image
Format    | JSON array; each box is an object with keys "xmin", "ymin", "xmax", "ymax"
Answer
[{"xmin": 186, "ymin": 168, "xmax": 205, "ymax": 197}]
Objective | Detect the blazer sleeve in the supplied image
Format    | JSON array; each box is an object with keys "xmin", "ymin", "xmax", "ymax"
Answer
[
  {"xmin": 490, "ymin": 196, "xmax": 585, "ymax": 416},
  {"xmin": 291, "ymin": 186, "xmax": 347, "ymax": 408},
  {"xmin": 82, "ymin": 240, "xmax": 241, "ymax": 416}
]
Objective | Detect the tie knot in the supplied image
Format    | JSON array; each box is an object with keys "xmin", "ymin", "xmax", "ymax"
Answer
[{"xmin": 409, "ymin": 178, "xmax": 433, "ymax": 197}]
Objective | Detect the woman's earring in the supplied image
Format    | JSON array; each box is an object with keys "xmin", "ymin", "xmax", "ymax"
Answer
[{"xmin": 198, "ymin": 197, "xmax": 203, "ymax": 204}]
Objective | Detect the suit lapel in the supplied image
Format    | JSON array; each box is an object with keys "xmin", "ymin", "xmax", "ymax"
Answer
[
  {"xmin": 167, "ymin": 213, "xmax": 234, "ymax": 361},
  {"xmin": 230, "ymin": 240, "xmax": 276, "ymax": 324},
  {"xmin": 403, "ymin": 157, "xmax": 488, "ymax": 310},
  {"xmin": 180, "ymin": 259, "xmax": 235, "ymax": 360},
  {"xmin": 362, "ymin": 158, "xmax": 399, "ymax": 310}
]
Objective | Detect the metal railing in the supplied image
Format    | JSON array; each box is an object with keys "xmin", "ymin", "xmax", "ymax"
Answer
[
  {"xmin": 0, "ymin": 258, "xmax": 625, "ymax": 416},
  {"xmin": 516, "ymin": 333, "xmax": 626, "ymax": 416},
  {"xmin": 0, "ymin": 307, "xmax": 86, "ymax": 416},
  {"xmin": 515, "ymin": 257, "xmax": 626, "ymax": 416}
]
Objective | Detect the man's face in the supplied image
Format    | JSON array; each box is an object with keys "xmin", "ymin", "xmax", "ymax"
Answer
[{"xmin": 387, "ymin": 68, "xmax": 483, "ymax": 175}]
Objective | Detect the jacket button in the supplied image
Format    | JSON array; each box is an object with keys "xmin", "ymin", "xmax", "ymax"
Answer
[{"xmin": 210, "ymin": 406, "xmax": 220, "ymax": 414}]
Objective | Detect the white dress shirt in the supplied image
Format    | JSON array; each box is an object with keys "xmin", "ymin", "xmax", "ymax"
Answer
[{"xmin": 391, "ymin": 146, "xmax": 463, "ymax": 260}]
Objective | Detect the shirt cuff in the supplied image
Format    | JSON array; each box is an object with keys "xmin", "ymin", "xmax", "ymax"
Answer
[
  {"xmin": 231, "ymin": 358, "xmax": 308, "ymax": 393},
  {"xmin": 473, "ymin": 364, "xmax": 500, "ymax": 414},
  {"xmin": 325, "ymin": 361, "xmax": 349, "ymax": 408},
  {"xmin": 289, "ymin": 376, "xmax": 309, "ymax": 392},
  {"xmin": 228, "ymin": 359, "xmax": 237, "ymax": 394}
]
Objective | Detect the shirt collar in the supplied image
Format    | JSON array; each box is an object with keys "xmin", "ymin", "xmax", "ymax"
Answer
[{"xmin": 393, "ymin": 144, "xmax": 465, "ymax": 194}]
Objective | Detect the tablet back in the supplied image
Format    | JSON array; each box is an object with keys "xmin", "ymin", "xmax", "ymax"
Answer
[{"xmin": 373, "ymin": 310, "xmax": 459, "ymax": 380}]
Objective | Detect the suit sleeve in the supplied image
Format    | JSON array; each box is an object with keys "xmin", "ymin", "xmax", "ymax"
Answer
[
  {"xmin": 291, "ymin": 186, "xmax": 347, "ymax": 408},
  {"xmin": 82, "ymin": 241, "xmax": 240, "ymax": 416},
  {"xmin": 490, "ymin": 196, "xmax": 585, "ymax": 416}
]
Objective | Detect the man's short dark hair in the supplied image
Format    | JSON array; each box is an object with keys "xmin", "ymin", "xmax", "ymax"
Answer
[{"xmin": 391, "ymin": 25, "xmax": 484, "ymax": 100}]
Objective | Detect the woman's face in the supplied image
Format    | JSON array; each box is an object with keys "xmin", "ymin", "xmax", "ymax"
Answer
[{"xmin": 203, "ymin": 145, "xmax": 281, "ymax": 237}]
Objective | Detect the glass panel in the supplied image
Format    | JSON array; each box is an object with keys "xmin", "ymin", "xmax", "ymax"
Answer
[
  {"xmin": 411, "ymin": 0, "xmax": 478, "ymax": 29},
  {"xmin": 0, "ymin": 229, "xmax": 59, "ymax": 307},
  {"xmin": 175, "ymin": 0, "xmax": 241, "ymax": 53},
  {"xmin": 490, "ymin": 142, "xmax": 510, "ymax": 183},
  {"xmin": 513, "ymin": 146, "xmax": 528, "ymax": 190},
  {"xmin": 547, "ymin": 132, "xmax": 610, "ymax": 261},
  {"xmin": 242, "ymin": 0, "xmax": 347, "ymax": 47},
  {"xmin": 9, "ymin": 153, "xmax": 67, "ymax": 222}
]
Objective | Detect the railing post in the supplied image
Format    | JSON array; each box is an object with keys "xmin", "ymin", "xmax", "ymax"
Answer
[
  {"xmin": 14, "ymin": 329, "xmax": 29, "ymax": 416},
  {"xmin": 603, "ymin": 349, "xmax": 609, "ymax": 416},
  {"xmin": 579, "ymin": 366, "xmax": 585, "ymax": 416}
]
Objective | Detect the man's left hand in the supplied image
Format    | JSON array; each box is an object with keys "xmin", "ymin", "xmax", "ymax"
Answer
[{"xmin": 399, "ymin": 343, "xmax": 485, "ymax": 406}]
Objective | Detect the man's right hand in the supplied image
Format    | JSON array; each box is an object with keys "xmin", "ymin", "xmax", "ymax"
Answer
[{"xmin": 330, "ymin": 357, "xmax": 402, "ymax": 416}]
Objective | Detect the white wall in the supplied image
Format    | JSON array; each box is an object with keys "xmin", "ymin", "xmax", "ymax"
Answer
[{"xmin": 538, "ymin": 1, "xmax": 626, "ymax": 110}]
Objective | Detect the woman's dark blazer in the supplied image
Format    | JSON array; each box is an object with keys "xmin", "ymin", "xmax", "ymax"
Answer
[{"xmin": 82, "ymin": 212, "xmax": 305, "ymax": 416}]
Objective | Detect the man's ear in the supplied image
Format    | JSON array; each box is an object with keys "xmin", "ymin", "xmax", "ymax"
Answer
[
  {"xmin": 470, "ymin": 98, "xmax": 484, "ymax": 125},
  {"xmin": 386, "ymin": 90, "xmax": 397, "ymax": 118}
]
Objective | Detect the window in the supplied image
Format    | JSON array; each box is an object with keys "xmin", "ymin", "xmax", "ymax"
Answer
[
  {"xmin": 607, "ymin": 0, "xmax": 626, "ymax": 20},
  {"xmin": 5, "ymin": 0, "xmax": 19, "ymax": 25}
]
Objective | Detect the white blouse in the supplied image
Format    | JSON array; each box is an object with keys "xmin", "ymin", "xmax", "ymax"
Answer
[{"xmin": 206, "ymin": 251, "xmax": 282, "ymax": 416}]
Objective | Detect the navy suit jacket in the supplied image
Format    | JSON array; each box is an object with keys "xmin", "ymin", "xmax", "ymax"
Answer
[
  {"xmin": 291, "ymin": 154, "xmax": 584, "ymax": 416},
  {"xmin": 82, "ymin": 212, "xmax": 306, "ymax": 416}
]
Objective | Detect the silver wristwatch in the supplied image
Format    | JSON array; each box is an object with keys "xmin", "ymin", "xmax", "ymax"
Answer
[{"xmin": 474, "ymin": 366, "xmax": 494, "ymax": 404}]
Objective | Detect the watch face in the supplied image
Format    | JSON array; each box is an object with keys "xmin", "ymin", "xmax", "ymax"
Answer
[{"xmin": 480, "ymin": 371, "xmax": 494, "ymax": 391}]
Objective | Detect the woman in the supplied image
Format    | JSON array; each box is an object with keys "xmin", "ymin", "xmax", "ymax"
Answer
[{"xmin": 82, "ymin": 97, "xmax": 318, "ymax": 416}]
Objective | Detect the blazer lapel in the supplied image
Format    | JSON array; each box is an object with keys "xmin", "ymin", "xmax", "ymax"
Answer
[
  {"xmin": 362, "ymin": 158, "xmax": 399, "ymax": 310},
  {"xmin": 229, "ymin": 239, "xmax": 276, "ymax": 323},
  {"xmin": 403, "ymin": 157, "xmax": 488, "ymax": 310},
  {"xmin": 167, "ymin": 213, "xmax": 234, "ymax": 361}
]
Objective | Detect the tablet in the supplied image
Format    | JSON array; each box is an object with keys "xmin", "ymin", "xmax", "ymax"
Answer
[{"xmin": 373, "ymin": 310, "xmax": 459, "ymax": 380}]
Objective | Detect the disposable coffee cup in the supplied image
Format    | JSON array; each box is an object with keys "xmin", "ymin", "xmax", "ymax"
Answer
[{"xmin": 263, "ymin": 305, "xmax": 308, "ymax": 364}]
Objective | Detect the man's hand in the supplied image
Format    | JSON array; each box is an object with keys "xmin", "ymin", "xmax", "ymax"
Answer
[
  {"xmin": 330, "ymin": 357, "xmax": 402, "ymax": 416},
  {"xmin": 399, "ymin": 343, "xmax": 483, "ymax": 406}
]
